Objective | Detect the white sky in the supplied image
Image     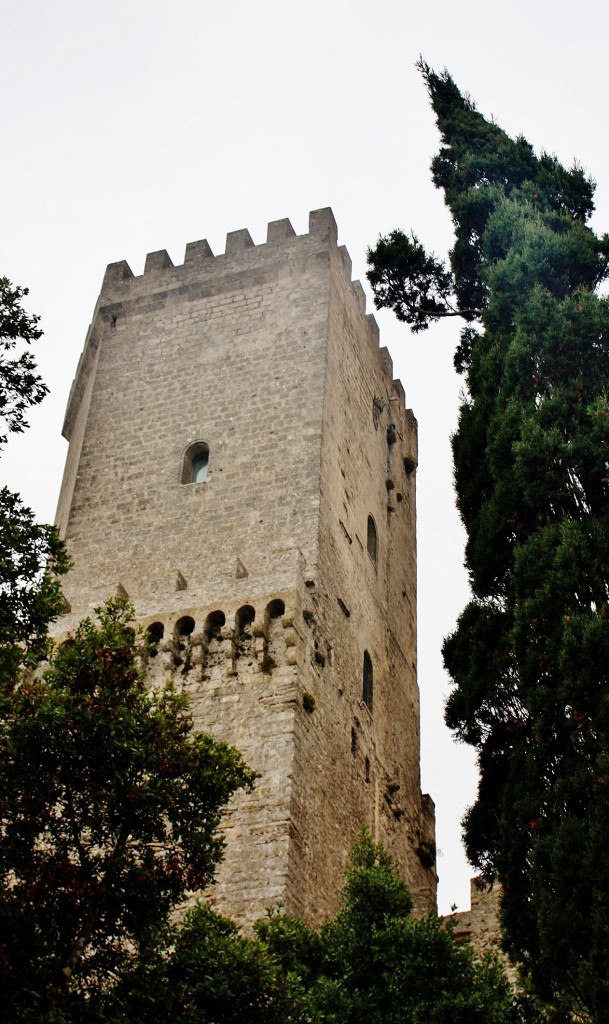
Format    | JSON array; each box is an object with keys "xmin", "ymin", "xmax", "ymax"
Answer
[{"xmin": 2, "ymin": 0, "xmax": 609, "ymax": 915}]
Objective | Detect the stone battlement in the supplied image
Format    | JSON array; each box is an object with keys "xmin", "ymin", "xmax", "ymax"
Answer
[
  {"xmin": 101, "ymin": 208, "xmax": 339, "ymax": 294},
  {"xmin": 98, "ymin": 208, "xmax": 395, "ymax": 380},
  {"xmin": 64, "ymin": 208, "xmax": 406, "ymax": 446}
]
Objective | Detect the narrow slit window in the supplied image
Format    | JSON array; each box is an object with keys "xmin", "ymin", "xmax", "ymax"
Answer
[
  {"xmin": 367, "ymin": 515, "xmax": 377, "ymax": 566},
  {"xmin": 363, "ymin": 650, "xmax": 373, "ymax": 711}
]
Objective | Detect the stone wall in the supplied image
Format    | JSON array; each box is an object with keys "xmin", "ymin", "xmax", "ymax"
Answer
[
  {"xmin": 449, "ymin": 879, "xmax": 518, "ymax": 983},
  {"xmin": 54, "ymin": 209, "xmax": 437, "ymax": 927}
]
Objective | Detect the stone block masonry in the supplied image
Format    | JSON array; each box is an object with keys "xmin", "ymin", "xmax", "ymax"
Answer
[
  {"xmin": 54, "ymin": 208, "xmax": 437, "ymax": 927},
  {"xmin": 449, "ymin": 879, "xmax": 517, "ymax": 984}
]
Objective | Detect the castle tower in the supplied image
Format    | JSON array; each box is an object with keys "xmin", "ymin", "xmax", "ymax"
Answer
[{"xmin": 55, "ymin": 208, "xmax": 437, "ymax": 926}]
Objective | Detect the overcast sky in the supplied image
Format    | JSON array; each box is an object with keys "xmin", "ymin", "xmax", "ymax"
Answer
[{"xmin": 3, "ymin": 0, "xmax": 609, "ymax": 915}]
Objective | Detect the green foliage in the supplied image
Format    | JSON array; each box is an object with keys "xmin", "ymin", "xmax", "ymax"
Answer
[
  {"xmin": 102, "ymin": 829, "xmax": 535, "ymax": 1024},
  {"xmin": 369, "ymin": 62, "xmax": 609, "ymax": 1020},
  {"xmin": 0, "ymin": 485, "xmax": 69, "ymax": 695},
  {"xmin": 368, "ymin": 61, "xmax": 609, "ymax": 340},
  {"xmin": 0, "ymin": 278, "xmax": 69, "ymax": 697},
  {"xmin": 366, "ymin": 230, "xmax": 457, "ymax": 331},
  {"xmin": 0, "ymin": 277, "xmax": 47, "ymax": 447},
  {"xmin": 107, "ymin": 903, "xmax": 307, "ymax": 1024},
  {"xmin": 0, "ymin": 597, "xmax": 256, "ymax": 1021},
  {"xmin": 260, "ymin": 829, "xmax": 536, "ymax": 1024}
]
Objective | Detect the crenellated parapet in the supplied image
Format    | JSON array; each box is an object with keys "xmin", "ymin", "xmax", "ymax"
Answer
[
  {"xmin": 99, "ymin": 208, "xmax": 337, "ymax": 297},
  {"xmin": 63, "ymin": 209, "xmax": 408, "ymax": 445}
]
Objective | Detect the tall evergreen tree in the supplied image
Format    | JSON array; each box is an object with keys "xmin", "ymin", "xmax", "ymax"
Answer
[{"xmin": 368, "ymin": 64, "xmax": 609, "ymax": 1020}]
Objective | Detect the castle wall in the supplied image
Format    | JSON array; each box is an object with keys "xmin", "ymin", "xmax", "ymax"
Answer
[
  {"xmin": 449, "ymin": 879, "xmax": 517, "ymax": 983},
  {"xmin": 54, "ymin": 209, "xmax": 436, "ymax": 927},
  {"xmin": 282, "ymin": 232, "xmax": 436, "ymax": 922}
]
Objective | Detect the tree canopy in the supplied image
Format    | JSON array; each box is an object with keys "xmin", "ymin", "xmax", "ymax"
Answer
[
  {"xmin": 104, "ymin": 829, "xmax": 537, "ymax": 1024},
  {"xmin": 0, "ymin": 278, "xmax": 68, "ymax": 696},
  {"xmin": 0, "ymin": 277, "xmax": 47, "ymax": 447},
  {"xmin": 368, "ymin": 63, "xmax": 609, "ymax": 1020},
  {"xmin": 0, "ymin": 597, "xmax": 256, "ymax": 1021}
]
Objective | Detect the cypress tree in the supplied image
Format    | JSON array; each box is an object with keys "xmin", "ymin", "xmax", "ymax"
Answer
[{"xmin": 367, "ymin": 63, "xmax": 609, "ymax": 1019}]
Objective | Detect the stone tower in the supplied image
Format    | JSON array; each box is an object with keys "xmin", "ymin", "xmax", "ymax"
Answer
[{"xmin": 55, "ymin": 208, "xmax": 437, "ymax": 927}]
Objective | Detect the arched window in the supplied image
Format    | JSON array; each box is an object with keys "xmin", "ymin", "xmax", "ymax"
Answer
[
  {"xmin": 181, "ymin": 441, "xmax": 209, "ymax": 484},
  {"xmin": 175, "ymin": 615, "xmax": 195, "ymax": 638},
  {"xmin": 205, "ymin": 610, "xmax": 225, "ymax": 639},
  {"xmin": 367, "ymin": 515, "xmax": 377, "ymax": 566},
  {"xmin": 363, "ymin": 651, "xmax": 373, "ymax": 711},
  {"xmin": 146, "ymin": 621, "xmax": 164, "ymax": 656},
  {"xmin": 235, "ymin": 605, "xmax": 256, "ymax": 661},
  {"xmin": 266, "ymin": 598, "xmax": 285, "ymax": 620},
  {"xmin": 236, "ymin": 605, "xmax": 255, "ymax": 634}
]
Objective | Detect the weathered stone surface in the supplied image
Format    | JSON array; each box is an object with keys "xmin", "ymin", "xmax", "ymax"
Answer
[
  {"xmin": 54, "ymin": 208, "xmax": 437, "ymax": 927},
  {"xmin": 449, "ymin": 879, "xmax": 517, "ymax": 983}
]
